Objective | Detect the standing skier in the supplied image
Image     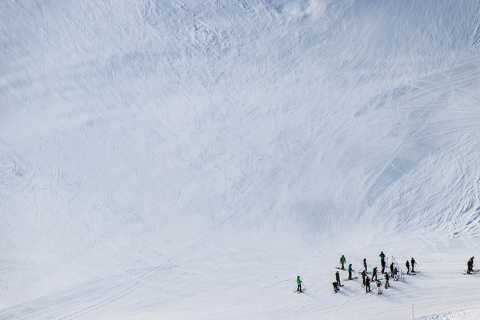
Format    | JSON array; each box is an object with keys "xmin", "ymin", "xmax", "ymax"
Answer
[
  {"xmin": 363, "ymin": 258, "xmax": 367, "ymax": 274},
  {"xmin": 335, "ymin": 271, "xmax": 341, "ymax": 286},
  {"xmin": 296, "ymin": 276, "xmax": 302, "ymax": 292},
  {"xmin": 379, "ymin": 252, "xmax": 386, "ymax": 274},
  {"xmin": 406, "ymin": 260, "xmax": 410, "ymax": 274},
  {"xmin": 411, "ymin": 257, "xmax": 417, "ymax": 273},
  {"xmin": 340, "ymin": 255, "xmax": 346, "ymax": 270},
  {"xmin": 365, "ymin": 276, "xmax": 371, "ymax": 293},
  {"xmin": 390, "ymin": 262, "xmax": 394, "ymax": 277},
  {"xmin": 348, "ymin": 264, "xmax": 353, "ymax": 280},
  {"xmin": 376, "ymin": 279, "xmax": 382, "ymax": 294},
  {"xmin": 361, "ymin": 270, "xmax": 366, "ymax": 286},
  {"xmin": 467, "ymin": 257, "xmax": 474, "ymax": 274},
  {"xmin": 384, "ymin": 273, "xmax": 390, "ymax": 289},
  {"xmin": 393, "ymin": 267, "xmax": 399, "ymax": 281},
  {"xmin": 372, "ymin": 266, "xmax": 378, "ymax": 281}
]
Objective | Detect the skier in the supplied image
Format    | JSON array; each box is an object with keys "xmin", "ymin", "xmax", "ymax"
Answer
[
  {"xmin": 365, "ymin": 276, "xmax": 371, "ymax": 293},
  {"xmin": 363, "ymin": 258, "xmax": 367, "ymax": 274},
  {"xmin": 333, "ymin": 281, "xmax": 339, "ymax": 293},
  {"xmin": 361, "ymin": 270, "xmax": 366, "ymax": 286},
  {"xmin": 393, "ymin": 267, "xmax": 399, "ymax": 281},
  {"xmin": 411, "ymin": 257, "xmax": 417, "ymax": 273},
  {"xmin": 384, "ymin": 273, "xmax": 390, "ymax": 289},
  {"xmin": 296, "ymin": 276, "xmax": 302, "ymax": 292},
  {"xmin": 376, "ymin": 279, "xmax": 382, "ymax": 294},
  {"xmin": 390, "ymin": 262, "xmax": 394, "ymax": 277},
  {"xmin": 372, "ymin": 266, "xmax": 378, "ymax": 281},
  {"xmin": 348, "ymin": 264, "xmax": 353, "ymax": 280},
  {"xmin": 467, "ymin": 257, "xmax": 474, "ymax": 274},
  {"xmin": 379, "ymin": 252, "xmax": 386, "ymax": 273},
  {"xmin": 406, "ymin": 259, "xmax": 410, "ymax": 274},
  {"xmin": 340, "ymin": 255, "xmax": 346, "ymax": 270},
  {"xmin": 335, "ymin": 271, "xmax": 341, "ymax": 286}
]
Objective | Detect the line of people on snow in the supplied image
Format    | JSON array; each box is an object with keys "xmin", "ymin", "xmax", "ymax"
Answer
[
  {"xmin": 297, "ymin": 254, "xmax": 475, "ymax": 294},
  {"xmin": 332, "ymin": 252, "xmax": 417, "ymax": 294}
]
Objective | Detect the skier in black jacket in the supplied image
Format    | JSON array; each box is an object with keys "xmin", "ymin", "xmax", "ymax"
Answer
[
  {"xmin": 335, "ymin": 271, "xmax": 341, "ymax": 286},
  {"xmin": 365, "ymin": 276, "xmax": 371, "ymax": 293},
  {"xmin": 411, "ymin": 257, "xmax": 417, "ymax": 273}
]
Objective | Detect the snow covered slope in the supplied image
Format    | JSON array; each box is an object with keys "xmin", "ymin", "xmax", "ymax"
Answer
[{"xmin": 1, "ymin": 0, "xmax": 480, "ymax": 319}]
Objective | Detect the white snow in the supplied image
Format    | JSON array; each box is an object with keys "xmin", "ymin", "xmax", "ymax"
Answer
[{"xmin": 1, "ymin": 0, "xmax": 480, "ymax": 319}]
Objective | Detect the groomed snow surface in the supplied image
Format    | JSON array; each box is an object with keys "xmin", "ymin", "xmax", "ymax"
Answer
[{"xmin": 1, "ymin": 0, "xmax": 480, "ymax": 319}]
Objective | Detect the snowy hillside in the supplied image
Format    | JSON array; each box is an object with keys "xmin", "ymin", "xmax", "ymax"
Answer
[{"xmin": 1, "ymin": 0, "xmax": 480, "ymax": 319}]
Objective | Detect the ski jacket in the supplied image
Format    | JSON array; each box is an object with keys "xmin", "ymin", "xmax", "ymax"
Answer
[
  {"xmin": 372, "ymin": 267, "xmax": 377, "ymax": 274},
  {"xmin": 348, "ymin": 265, "xmax": 352, "ymax": 273},
  {"xmin": 340, "ymin": 256, "xmax": 346, "ymax": 264},
  {"xmin": 379, "ymin": 253, "xmax": 385, "ymax": 260},
  {"xmin": 406, "ymin": 260, "xmax": 410, "ymax": 267},
  {"xmin": 297, "ymin": 278, "xmax": 301, "ymax": 286}
]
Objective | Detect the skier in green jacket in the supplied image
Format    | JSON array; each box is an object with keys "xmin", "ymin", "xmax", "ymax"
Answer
[
  {"xmin": 340, "ymin": 255, "xmax": 346, "ymax": 270},
  {"xmin": 296, "ymin": 276, "xmax": 302, "ymax": 292}
]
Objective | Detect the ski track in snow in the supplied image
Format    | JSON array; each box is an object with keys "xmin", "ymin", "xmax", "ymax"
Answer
[{"xmin": 1, "ymin": 0, "xmax": 480, "ymax": 319}]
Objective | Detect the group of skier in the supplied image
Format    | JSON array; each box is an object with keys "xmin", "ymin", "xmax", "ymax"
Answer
[
  {"xmin": 296, "ymin": 254, "xmax": 475, "ymax": 294},
  {"xmin": 332, "ymin": 252, "xmax": 418, "ymax": 295}
]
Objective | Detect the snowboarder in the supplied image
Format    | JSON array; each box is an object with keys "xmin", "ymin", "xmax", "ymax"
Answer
[
  {"xmin": 335, "ymin": 271, "xmax": 341, "ymax": 286},
  {"xmin": 406, "ymin": 259, "xmax": 410, "ymax": 274},
  {"xmin": 365, "ymin": 276, "xmax": 371, "ymax": 293},
  {"xmin": 348, "ymin": 264, "xmax": 353, "ymax": 280},
  {"xmin": 411, "ymin": 257, "xmax": 417, "ymax": 273},
  {"xmin": 296, "ymin": 276, "xmax": 302, "ymax": 292},
  {"xmin": 340, "ymin": 255, "xmax": 346, "ymax": 270},
  {"xmin": 390, "ymin": 262, "xmax": 394, "ymax": 277},
  {"xmin": 333, "ymin": 281, "xmax": 339, "ymax": 293},
  {"xmin": 384, "ymin": 273, "xmax": 390, "ymax": 288},
  {"xmin": 376, "ymin": 279, "xmax": 382, "ymax": 294},
  {"xmin": 372, "ymin": 266, "xmax": 378, "ymax": 281},
  {"xmin": 361, "ymin": 270, "xmax": 366, "ymax": 286},
  {"xmin": 379, "ymin": 252, "xmax": 386, "ymax": 273},
  {"xmin": 363, "ymin": 258, "xmax": 367, "ymax": 274}
]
